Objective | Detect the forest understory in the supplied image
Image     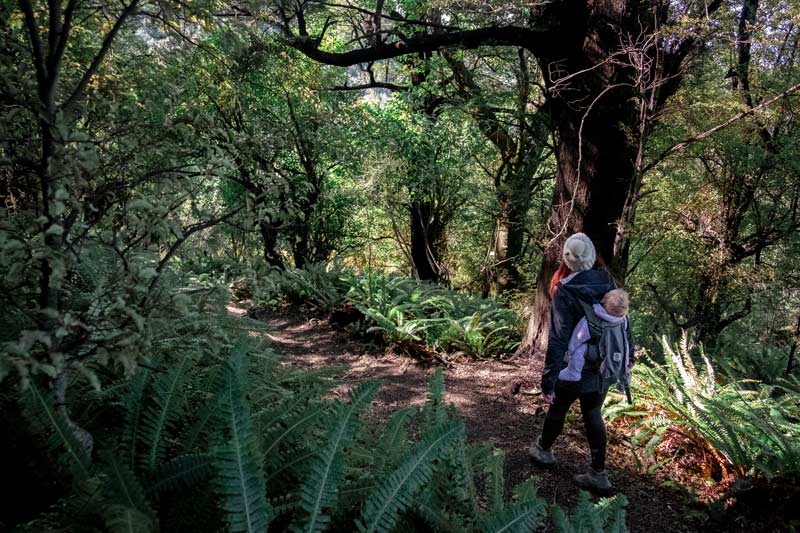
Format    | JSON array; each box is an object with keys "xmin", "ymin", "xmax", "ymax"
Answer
[
  {"xmin": 240, "ymin": 303, "xmax": 797, "ymax": 533},
  {"xmin": 4, "ymin": 0, "xmax": 800, "ymax": 531}
]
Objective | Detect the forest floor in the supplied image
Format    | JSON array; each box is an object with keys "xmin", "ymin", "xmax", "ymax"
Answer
[{"xmin": 232, "ymin": 305, "xmax": 759, "ymax": 532}]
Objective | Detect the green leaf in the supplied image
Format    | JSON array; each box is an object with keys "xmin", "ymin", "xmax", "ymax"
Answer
[
  {"xmin": 357, "ymin": 419, "xmax": 464, "ymax": 533},
  {"xmin": 213, "ymin": 343, "xmax": 271, "ymax": 533},
  {"xmin": 293, "ymin": 380, "xmax": 381, "ymax": 533}
]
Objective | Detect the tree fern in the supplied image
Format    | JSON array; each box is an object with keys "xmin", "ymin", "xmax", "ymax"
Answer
[
  {"xmin": 356, "ymin": 419, "xmax": 463, "ymax": 533},
  {"xmin": 213, "ymin": 343, "xmax": 271, "ymax": 533},
  {"xmin": 293, "ymin": 380, "xmax": 381, "ymax": 533},
  {"xmin": 139, "ymin": 353, "xmax": 193, "ymax": 471}
]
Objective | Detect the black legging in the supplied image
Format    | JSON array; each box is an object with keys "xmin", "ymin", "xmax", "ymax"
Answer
[{"xmin": 540, "ymin": 380, "xmax": 608, "ymax": 471}]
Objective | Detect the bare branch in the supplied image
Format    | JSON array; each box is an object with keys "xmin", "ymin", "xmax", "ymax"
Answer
[{"xmin": 643, "ymin": 81, "xmax": 800, "ymax": 174}]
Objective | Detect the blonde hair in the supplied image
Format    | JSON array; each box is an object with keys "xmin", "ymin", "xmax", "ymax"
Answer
[{"xmin": 601, "ymin": 289, "xmax": 629, "ymax": 317}]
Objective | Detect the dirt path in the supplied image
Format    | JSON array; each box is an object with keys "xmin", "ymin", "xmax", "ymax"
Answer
[{"xmin": 249, "ymin": 308, "xmax": 709, "ymax": 532}]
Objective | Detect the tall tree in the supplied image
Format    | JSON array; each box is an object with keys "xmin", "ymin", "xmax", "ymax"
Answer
[{"xmin": 270, "ymin": 0, "xmax": 727, "ymax": 352}]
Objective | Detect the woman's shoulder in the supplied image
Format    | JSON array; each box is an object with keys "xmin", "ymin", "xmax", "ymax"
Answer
[{"xmin": 569, "ymin": 268, "xmax": 616, "ymax": 286}]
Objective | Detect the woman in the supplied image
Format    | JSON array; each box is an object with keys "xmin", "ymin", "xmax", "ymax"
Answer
[{"xmin": 528, "ymin": 233, "xmax": 633, "ymax": 493}]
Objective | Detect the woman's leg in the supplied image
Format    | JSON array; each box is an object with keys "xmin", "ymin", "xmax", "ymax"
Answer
[
  {"xmin": 578, "ymin": 389, "xmax": 608, "ymax": 471},
  {"xmin": 540, "ymin": 381, "xmax": 580, "ymax": 449}
]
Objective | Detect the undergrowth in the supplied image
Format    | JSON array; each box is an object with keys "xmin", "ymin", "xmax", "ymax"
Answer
[
  {"xmin": 15, "ymin": 334, "xmax": 627, "ymax": 531},
  {"xmin": 606, "ymin": 334, "xmax": 800, "ymax": 487},
  {"xmin": 251, "ymin": 265, "xmax": 520, "ymax": 359}
]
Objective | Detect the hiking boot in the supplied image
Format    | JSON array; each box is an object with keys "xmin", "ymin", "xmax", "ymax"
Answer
[
  {"xmin": 528, "ymin": 438, "xmax": 556, "ymax": 466},
  {"xmin": 574, "ymin": 468, "xmax": 612, "ymax": 494}
]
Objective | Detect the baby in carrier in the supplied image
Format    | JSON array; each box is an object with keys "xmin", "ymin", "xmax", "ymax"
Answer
[{"xmin": 559, "ymin": 288, "xmax": 630, "ymax": 383}]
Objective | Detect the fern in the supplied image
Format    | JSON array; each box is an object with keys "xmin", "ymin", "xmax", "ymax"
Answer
[
  {"xmin": 139, "ymin": 353, "xmax": 193, "ymax": 471},
  {"xmin": 356, "ymin": 419, "xmax": 464, "ymax": 533},
  {"xmin": 373, "ymin": 407, "xmax": 415, "ymax": 475},
  {"xmin": 293, "ymin": 380, "xmax": 381, "ymax": 533},
  {"xmin": 101, "ymin": 452, "xmax": 156, "ymax": 533},
  {"xmin": 611, "ymin": 336, "xmax": 800, "ymax": 478},
  {"xmin": 122, "ymin": 366, "xmax": 150, "ymax": 468},
  {"xmin": 213, "ymin": 343, "xmax": 272, "ymax": 533},
  {"xmin": 147, "ymin": 453, "xmax": 213, "ymax": 495},
  {"xmin": 262, "ymin": 403, "xmax": 330, "ymax": 474},
  {"xmin": 24, "ymin": 383, "xmax": 91, "ymax": 480},
  {"xmin": 550, "ymin": 491, "xmax": 628, "ymax": 532},
  {"xmin": 478, "ymin": 478, "xmax": 546, "ymax": 533},
  {"xmin": 420, "ymin": 367, "xmax": 447, "ymax": 433},
  {"xmin": 481, "ymin": 447, "xmax": 506, "ymax": 513}
]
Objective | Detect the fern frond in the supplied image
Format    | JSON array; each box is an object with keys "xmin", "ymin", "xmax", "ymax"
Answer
[
  {"xmin": 103, "ymin": 505, "xmax": 155, "ymax": 533},
  {"xmin": 24, "ymin": 383, "xmax": 91, "ymax": 480},
  {"xmin": 293, "ymin": 380, "xmax": 381, "ymax": 533},
  {"xmin": 262, "ymin": 404, "xmax": 330, "ymax": 473},
  {"xmin": 478, "ymin": 477, "xmax": 545, "ymax": 533},
  {"xmin": 421, "ymin": 367, "xmax": 446, "ymax": 433},
  {"xmin": 213, "ymin": 343, "xmax": 271, "ymax": 533},
  {"xmin": 122, "ymin": 366, "xmax": 150, "ymax": 468},
  {"xmin": 374, "ymin": 407, "xmax": 415, "ymax": 474},
  {"xmin": 147, "ymin": 453, "xmax": 213, "ymax": 496},
  {"xmin": 139, "ymin": 353, "xmax": 193, "ymax": 471},
  {"xmin": 356, "ymin": 419, "xmax": 463, "ymax": 533},
  {"xmin": 101, "ymin": 452, "xmax": 156, "ymax": 533}
]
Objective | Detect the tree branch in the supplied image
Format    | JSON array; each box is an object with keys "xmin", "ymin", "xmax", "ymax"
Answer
[
  {"xmin": 63, "ymin": 0, "xmax": 141, "ymax": 112},
  {"xmin": 287, "ymin": 26, "xmax": 544, "ymax": 67},
  {"xmin": 18, "ymin": 0, "xmax": 48, "ymax": 88},
  {"xmin": 643, "ymin": 81, "xmax": 800, "ymax": 174}
]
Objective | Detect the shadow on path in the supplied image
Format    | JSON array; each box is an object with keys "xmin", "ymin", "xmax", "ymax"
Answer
[{"xmin": 252, "ymin": 308, "xmax": 707, "ymax": 532}]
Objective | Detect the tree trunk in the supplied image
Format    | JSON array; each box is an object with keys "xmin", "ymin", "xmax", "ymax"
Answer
[
  {"xmin": 293, "ymin": 233, "xmax": 310, "ymax": 269},
  {"xmin": 410, "ymin": 199, "xmax": 446, "ymax": 282},
  {"xmin": 492, "ymin": 184, "xmax": 531, "ymax": 294},
  {"xmin": 519, "ymin": 84, "xmax": 638, "ymax": 354},
  {"xmin": 259, "ymin": 221, "xmax": 284, "ymax": 269}
]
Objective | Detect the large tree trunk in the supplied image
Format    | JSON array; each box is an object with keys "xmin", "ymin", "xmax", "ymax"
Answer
[{"xmin": 519, "ymin": 9, "xmax": 641, "ymax": 354}]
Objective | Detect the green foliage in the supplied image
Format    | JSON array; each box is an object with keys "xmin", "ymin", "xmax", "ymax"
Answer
[
  {"xmin": 23, "ymin": 384, "xmax": 92, "ymax": 481},
  {"xmin": 253, "ymin": 263, "xmax": 353, "ymax": 312},
  {"xmin": 357, "ymin": 418, "xmax": 465, "ymax": 533},
  {"xmin": 294, "ymin": 381, "xmax": 380, "ymax": 532},
  {"xmin": 213, "ymin": 343, "xmax": 272, "ymax": 533},
  {"xmin": 101, "ymin": 452, "xmax": 157, "ymax": 533},
  {"xmin": 608, "ymin": 335, "xmax": 800, "ymax": 479},
  {"xmin": 253, "ymin": 268, "xmax": 520, "ymax": 358},
  {"xmin": 478, "ymin": 478, "xmax": 546, "ymax": 533},
  {"xmin": 550, "ymin": 491, "xmax": 628, "ymax": 533}
]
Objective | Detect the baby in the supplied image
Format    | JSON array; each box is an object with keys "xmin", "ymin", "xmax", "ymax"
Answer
[{"xmin": 559, "ymin": 289, "xmax": 630, "ymax": 382}]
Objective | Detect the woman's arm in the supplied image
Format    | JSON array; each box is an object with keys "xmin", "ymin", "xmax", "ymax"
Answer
[{"xmin": 541, "ymin": 288, "xmax": 580, "ymax": 395}]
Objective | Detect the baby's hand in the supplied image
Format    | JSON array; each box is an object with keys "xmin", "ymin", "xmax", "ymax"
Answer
[{"xmin": 542, "ymin": 393, "xmax": 555, "ymax": 405}]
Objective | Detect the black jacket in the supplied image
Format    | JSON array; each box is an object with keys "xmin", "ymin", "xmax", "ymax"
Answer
[{"xmin": 541, "ymin": 268, "xmax": 634, "ymax": 395}]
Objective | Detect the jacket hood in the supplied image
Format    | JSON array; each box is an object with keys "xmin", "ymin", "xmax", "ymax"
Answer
[
  {"xmin": 559, "ymin": 269, "xmax": 617, "ymax": 304},
  {"xmin": 592, "ymin": 303, "xmax": 625, "ymax": 323}
]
